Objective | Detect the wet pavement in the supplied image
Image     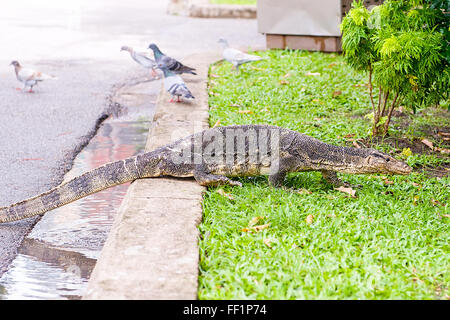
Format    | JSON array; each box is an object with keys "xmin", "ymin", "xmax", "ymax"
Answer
[
  {"xmin": 0, "ymin": 78, "xmax": 158, "ymax": 299},
  {"xmin": 0, "ymin": 0, "xmax": 264, "ymax": 298}
]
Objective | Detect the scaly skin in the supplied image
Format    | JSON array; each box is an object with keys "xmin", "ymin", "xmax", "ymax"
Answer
[{"xmin": 0, "ymin": 125, "xmax": 411, "ymax": 223}]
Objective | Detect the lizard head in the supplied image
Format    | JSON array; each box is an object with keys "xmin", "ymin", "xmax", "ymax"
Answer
[{"xmin": 363, "ymin": 149, "xmax": 412, "ymax": 175}]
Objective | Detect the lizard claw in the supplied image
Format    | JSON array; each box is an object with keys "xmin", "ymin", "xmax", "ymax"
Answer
[
  {"xmin": 230, "ymin": 180, "xmax": 243, "ymax": 187},
  {"xmin": 342, "ymin": 181, "xmax": 362, "ymax": 189}
]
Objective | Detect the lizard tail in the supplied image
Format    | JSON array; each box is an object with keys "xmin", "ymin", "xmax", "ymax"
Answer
[{"xmin": 0, "ymin": 155, "xmax": 149, "ymax": 223}]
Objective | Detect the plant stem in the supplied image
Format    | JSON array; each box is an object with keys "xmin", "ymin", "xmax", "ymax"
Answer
[
  {"xmin": 383, "ymin": 92, "xmax": 400, "ymax": 135},
  {"xmin": 377, "ymin": 86, "xmax": 382, "ymax": 115},
  {"xmin": 372, "ymin": 87, "xmax": 385, "ymax": 136},
  {"xmin": 380, "ymin": 90, "xmax": 390, "ymax": 117},
  {"xmin": 368, "ymin": 66, "xmax": 375, "ymax": 114}
]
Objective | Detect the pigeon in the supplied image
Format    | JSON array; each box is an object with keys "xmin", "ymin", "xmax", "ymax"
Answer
[
  {"xmin": 10, "ymin": 60, "xmax": 57, "ymax": 93},
  {"xmin": 218, "ymin": 38, "xmax": 263, "ymax": 72},
  {"xmin": 148, "ymin": 43, "xmax": 197, "ymax": 75},
  {"xmin": 121, "ymin": 45, "xmax": 158, "ymax": 78},
  {"xmin": 158, "ymin": 64, "xmax": 194, "ymax": 103}
]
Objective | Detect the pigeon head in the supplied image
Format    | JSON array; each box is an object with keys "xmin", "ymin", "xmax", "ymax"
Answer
[
  {"xmin": 148, "ymin": 43, "xmax": 163, "ymax": 54},
  {"xmin": 120, "ymin": 46, "xmax": 132, "ymax": 52},
  {"xmin": 157, "ymin": 63, "xmax": 174, "ymax": 77},
  {"xmin": 218, "ymin": 38, "xmax": 229, "ymax": 48},
  {"xmin": 10, "ymin": 60, "xmax": 20, "ymax": 67}
]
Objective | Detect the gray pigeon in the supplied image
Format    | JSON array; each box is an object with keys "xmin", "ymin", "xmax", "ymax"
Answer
[
  {"xmin": 148, "ymin": 43, "xmax": 197, "ymax": 75},
  {"xmin": 159, "ymin": 64, "xmax": 194, "ymax": 103},
  {"xmin": 218, "ymin": 38, "xmax": 263, "ymax": 72},
  {"xmin": 121, "ymin": 45, "xmax": 158, "ymax": 78},
  {"xmin": 10, "ymin": 60, "xmax": 57, "ymax": 93}
]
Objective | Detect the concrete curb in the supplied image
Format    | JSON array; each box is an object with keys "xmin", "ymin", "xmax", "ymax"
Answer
[
  {"xmin": 83, "ymin": 52, "xmax": 220, "ymax": 299},
  {"xmin": 168, "ymin": 0, "xmax": 256, "ymax": 19}
]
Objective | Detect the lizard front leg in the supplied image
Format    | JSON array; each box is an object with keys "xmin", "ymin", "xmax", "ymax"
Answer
[
  {"xmin": 321, "ymin": 170, "xmax": 350, "ymax": 187},
  {"xmin": 268, "ymin": 156, "xmax": 295, "ymax": 187},
  {"xmin": 268, "ymin": 170, "xmax": 287, "ymax": 187},
  {"xmin": 193, "ymin": 166, "xmax": 242, "ymax": 187}
]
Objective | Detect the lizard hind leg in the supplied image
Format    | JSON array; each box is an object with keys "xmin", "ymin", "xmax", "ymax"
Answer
[{"xmin": 193, "ymin": 168, "xmax": 242, "ymax": 187}]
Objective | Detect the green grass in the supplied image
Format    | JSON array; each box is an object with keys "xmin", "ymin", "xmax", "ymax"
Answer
[
  {"xmin": 199, "ymin": 49, "xmax": 450, "ymax": 299},
  {"xmin": 209, "ymin": 0, "xmax": 257, "ymax": 5}
]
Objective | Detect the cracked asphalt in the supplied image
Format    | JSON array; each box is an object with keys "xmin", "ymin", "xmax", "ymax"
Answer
[{"xmin": 0, "ymin": 0, "xmax": 264, "ymax": 277}]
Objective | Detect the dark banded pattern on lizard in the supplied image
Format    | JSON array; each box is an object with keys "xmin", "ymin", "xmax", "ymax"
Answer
[{"xmin": 0, "ymin": 125, "xmax": 411, "ymax": 223}]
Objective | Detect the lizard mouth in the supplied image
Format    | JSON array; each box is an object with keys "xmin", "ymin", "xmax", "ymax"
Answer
[{"xmin": 390, "ymin": 162, "xmax": 413, "ymax": 175}]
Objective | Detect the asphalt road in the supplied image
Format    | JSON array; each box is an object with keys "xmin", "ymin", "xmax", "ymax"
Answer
[{"xmin": 0, "ymin": 0, "xmax": 264, "ymax": 276}]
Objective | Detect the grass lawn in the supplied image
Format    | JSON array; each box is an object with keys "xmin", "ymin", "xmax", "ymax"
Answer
[
  {"xmin": 209, "ymin": 0, "xmax": 257, "ymax": 5},
  {"xmin": 198, "ymin": 49, "xmax": 450, "ymax": 299}
]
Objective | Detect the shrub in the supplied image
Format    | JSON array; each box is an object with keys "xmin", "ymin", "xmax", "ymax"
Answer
[{"xmin": 340, "ymin": 0, "xmax": 449, "ymax": 136}]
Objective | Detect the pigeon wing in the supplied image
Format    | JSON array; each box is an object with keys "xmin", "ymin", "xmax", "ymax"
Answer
[
  {"xmin": 164, "ymin": 75, "xmax": 194, "ymax": 98},
  {"xmin": 17, "ymin": 68, "xmax": 38, "ymax": 82},
  {"xmin": 19, "ymin": 67, "xmax": 55, "ymax": 81},
  {"xmin": 160, "ymin": 55, "xmax": 196, "ymax": 75},
  {"xmin": 224, "ymin": 48, "xmax": 262, "ymax": 65}
]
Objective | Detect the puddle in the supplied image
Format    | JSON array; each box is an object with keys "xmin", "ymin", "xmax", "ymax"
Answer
[{"xmin": 0, "ymin": 79, "xmax": 158, "ymax": 299}]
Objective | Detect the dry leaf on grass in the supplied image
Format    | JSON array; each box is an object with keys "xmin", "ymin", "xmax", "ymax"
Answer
[
  {"xmin": 431, "ymin": 199, "xmax": 444, "ymax": 206},
  {"xmin": 216, "ymin": 189, "xmax": 234, "ymax": 200},
  {"xmin": 210, "ymin": 74, "xmax": 219, "ymax": 78},
  {"xmin": 437, "ymin": 131, "xmax": 450, "ymax": 137},
  {"xmin": 305, "ymin": 214, "xmax": 314, "ymax": 224},
  {"xmin": 238, "ymin": 110, "xmax": 253, "ymax": 114},
  {"xmin": 384, "ymin": 179, "xmax": 394, "ymax": 185},
  {"xmin": 305, "ymin": 71, "xmax": 321, "ymax": 76},
  {"xmin": 230, "ymin": 103, "xmax": 242, "ymax": 108},
  {"xmin": 212, "ymin": 119, "xmax": 221, "ymax": 128},
  {"xmin": 421, "ymin": 138, "xmax": 434, "ymax": 149},
  {"xmin": 242, "ymin": 216, "xmax": 270, "ymax": 233},
  {"xmin": 442, "ymin": 214, "xmax": 450, "ymax": 218},
  {"xmin": 248, "ymin": 216, "xmax": 265, "ymax": 227},
  {"xmin": 263, "ymin": 238, "xmax": 272, "ymax": 248},
  {"xmin": 332, "ymin": 90, "xmax": 342, "ymax": 98},
  {"xmin": 352, "ymin": 140, "xmax": 361, "ymax": 149},
  {"xmin": 242, "ymin": 223, "xmax": 270, "ymax": 233},
  {"xmin": 279, "ymin": 79, "xmax": 290, "ymax": 85},
  {"xmin": 252, "ymin": 224, "xmax": 270, "ymax": 231},
  {"xmin": 335, "ymin": 186, "xmax": 357, "ymax": 198},
  {"xmin": 435, "ymin": 147, "xmax": 450, "ymax": 154},
  {"xmin": 296, "ymin": 188, "xmax": 312, "ymax": 195},
  {"xmin": 413, "ymin": 195, "xmax": 420, "ymax": 206},
  {"xmin": 420, "ymin": 139, "xmax": 449, "ymax": 154}
]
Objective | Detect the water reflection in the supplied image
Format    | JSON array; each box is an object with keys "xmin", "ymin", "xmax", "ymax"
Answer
[
  {"xmin": 0, "ymin": 85, "xmax": 155, "ymax": 299},
  {"xmin": 0, "ymin": 238, "xmax": 96, "ymax": 300}
]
